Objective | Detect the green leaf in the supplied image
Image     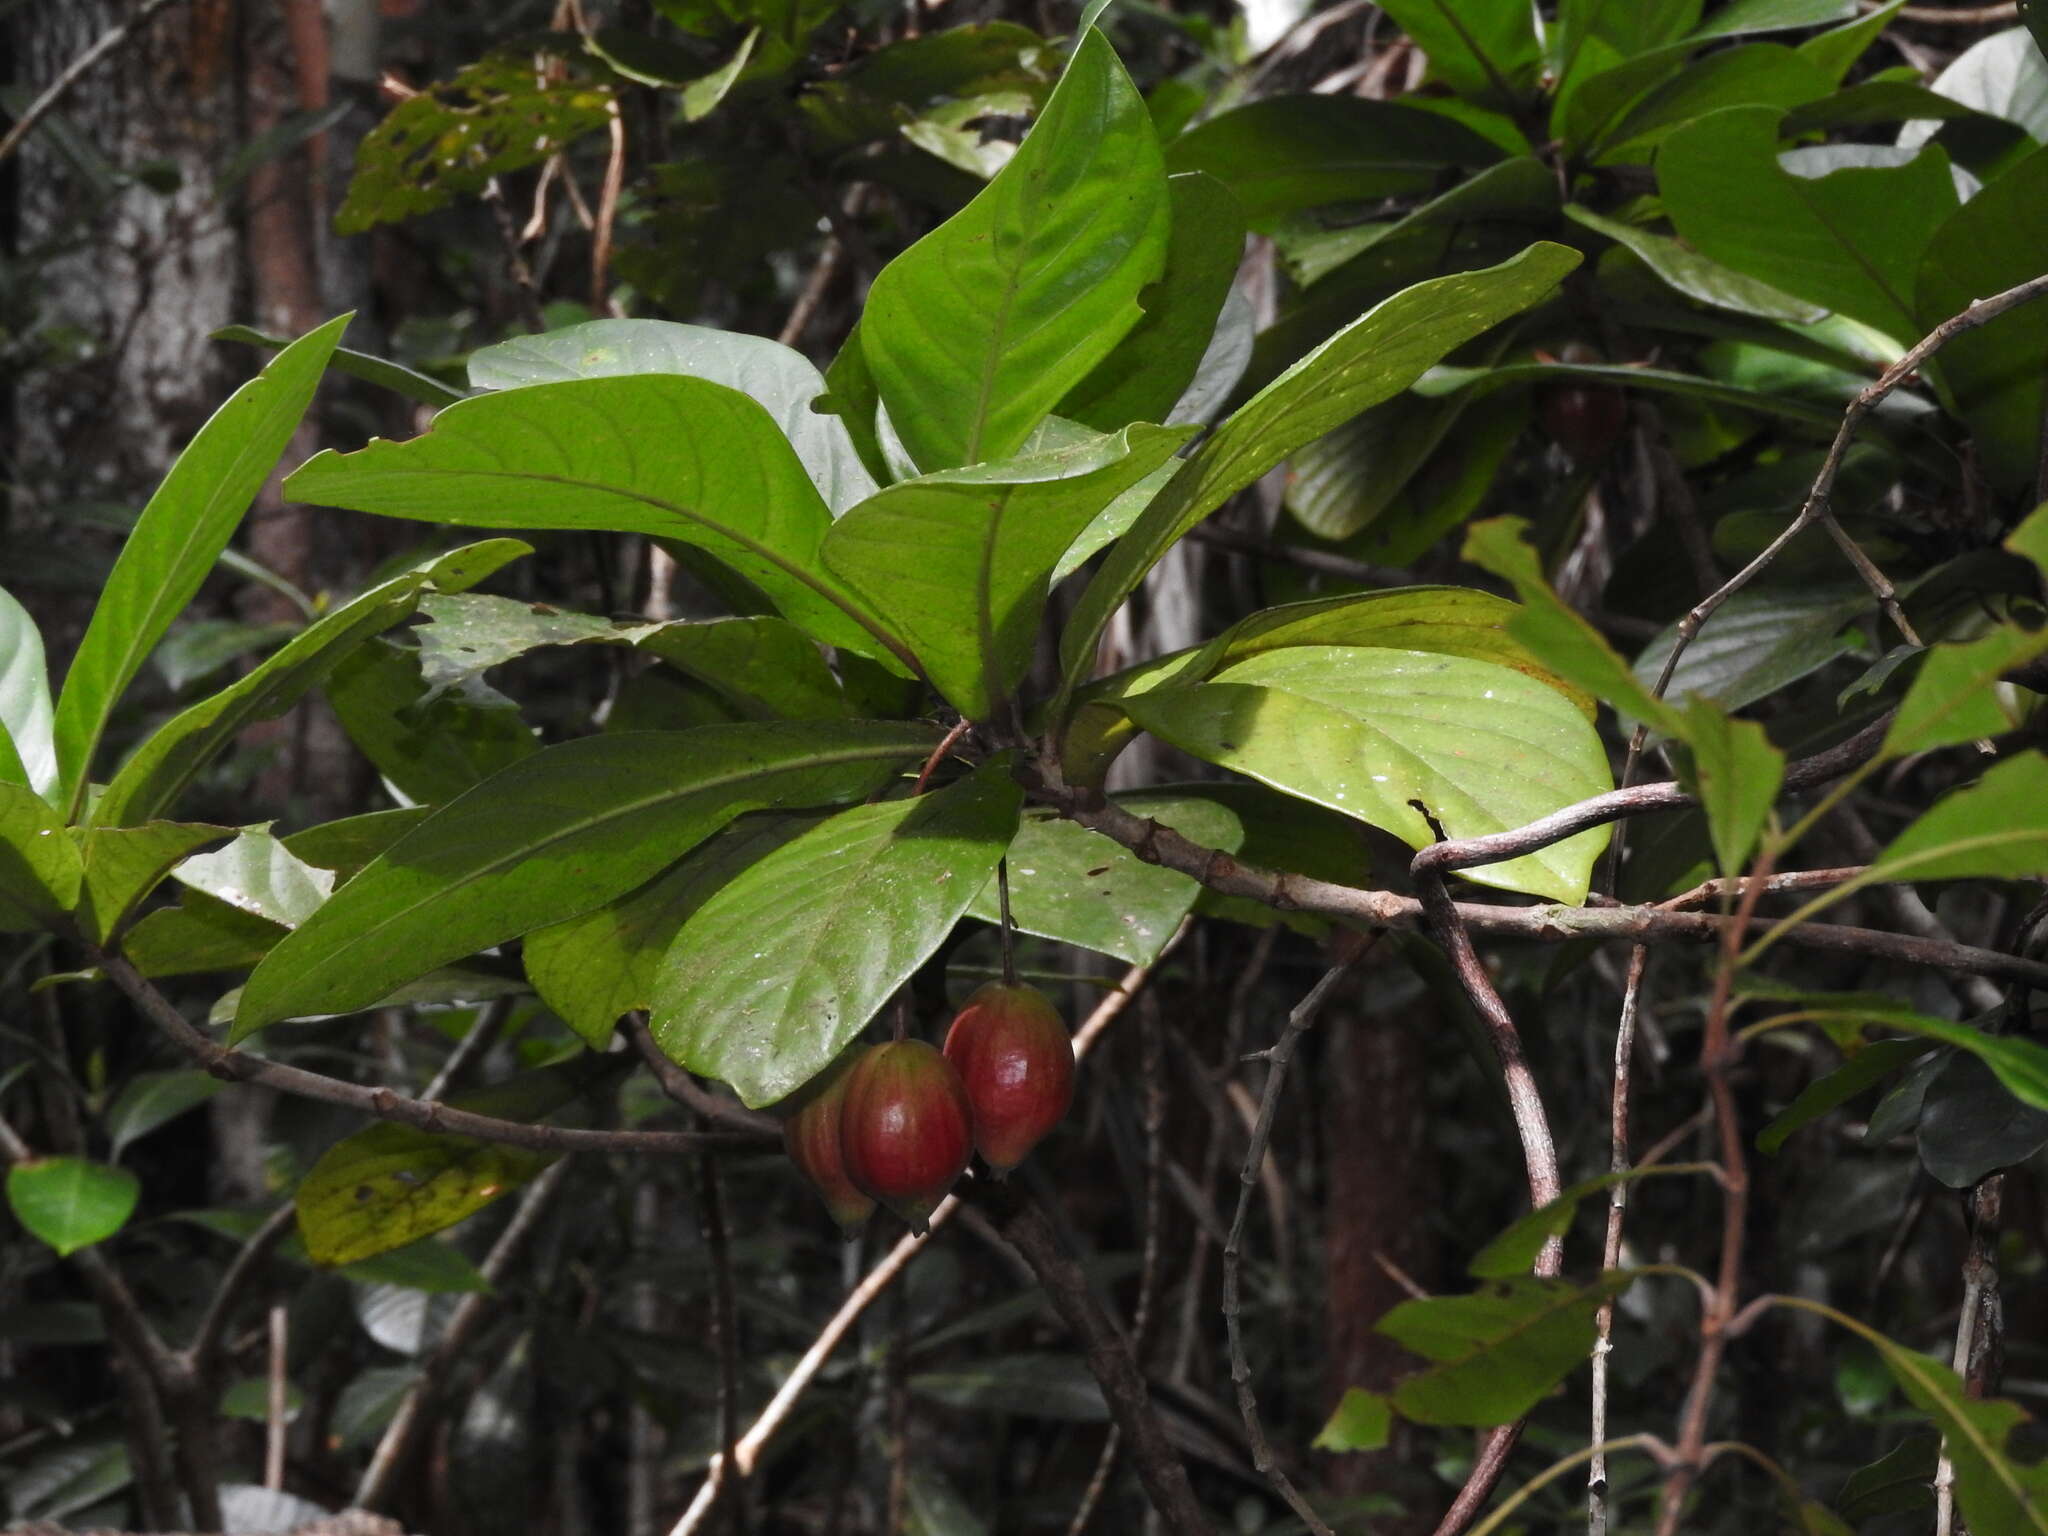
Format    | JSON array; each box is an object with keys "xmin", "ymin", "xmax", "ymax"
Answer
[
  {"xmin": 654, "ymin": 766, "xmax": 1023, "ymax": 1107},
  {"xmin": 95, "ymin": 541, "xmax": 528, "ymax": 828},
  {"xmin": 209, "ymin": 325, "xmax": 467, "ymax": 409},
  {"xmin": 1632, "ymin": 584, "xmax": 1870, "ymax": 718},
  {"xmin": 77, "ymin": 821, "xmax": 233, "ymax": 944},
  {"xmin": 170, "ymin": 827, "xmax": 335, "ymax": 927},
  {"xmin": 1678, "ymin": 698, "xmax": 1784, "ymax": 877},
  {"xmin": 1884, "ymin": 627, "xmax": 2048, "ymax": 758},
  {"xmin": 1125, "ymin": 645, "xmax": 1613, "ymax": 901},
  {"xmin": 1837, "ymin": 1433, "xmax": 1940, "ymax": 1522},
  {"xmin": 963, "ymin": 792, "xmax": 1244, "ymax": 964},
  {"xmin": 336, "ymin": 51, "xmax": 613, "ymax": 233},
  {"xmin": 1469, "ymin": 1164, "xmax": 1719, "ymax": 1277},
  {"xmin": 118, "ymin": 889, "xmax": 289, "ymax": 979},
  {"xmin": 1594, "ymin": 43, "xmax": 1833, "ymax": 164},
  {"xmin": 1918, "ymin": 1051, "xmax": 2048, "ymax": 1188},
  {"xmin": 1057, "ymin": 244, "xmax": 1582, "ymax": 713},
  {"xmin": 524, "ymin": 814, "xmax": 812, "ymax": 1049},
  {"xmin": 859, "ymin": 31, "xmax": 1171, "ymax": 471},
  {"xmin": 0, "ymin": 584, "xmax": 57, "ymax": 800},
  {"xmin": 1657, "ymin": 104, "xmax": 1956, "ymax": 343},
  {"xmin": 1463, "ymin": 517, "xmax": 1683, "ymax": 733},
  {"xmin": 1374, "ymin": 0, "xmax": 1543, "ymax": 105},
  {"xmin": 324, "ymin": 638, "xmax": 538, "ymax": 807},
  {"xmin": 636, "ymin": 617, "xmax": 854, "ymax": 721},
  {"xmin": 1064, "ymin": 584, "xmax": 1591, "ymax": 786},
  {"xmin": 1780, "ymin": 1002, "xmax": 2048, "ymax": 1116},
  {"xmin": 51, "ymin": 314, "xmax": 351, "ymax": 817},
  {"xmin": 335, "ymin": 1235, "xmax": 490, "ymax": 1293},
  {"xmin": 1691, "ymin": 0, "xmax": 1857, "ymax": 38},
  {"xmin": 466, "ymin": 318, "xmax": 879, "ymax": 513},
  {"xmin": 1870, "ymin": 753, "xmax": 2048, "ymax": 884},
  {"xmin": 1909, "ymin": 26, "xmax": 2048, "ymax": 141},
  {"xmin": 1563, "ymin": 203, "xmax": 1826, "ymax": 321},
  {"xmin": 7, "ymin": 1158, "xmax": 142, "ymax": 1257},
  {"xmin": 1057, "ymin": 173, "xmax": 1246, "ymax": 431},
  {"xmin": 283, "ymin": 375, "xmax": 908, "ymax": 667},
  {"xmin": 1757, "ymin": 1039, "xmax": 1930, "ymax": 1156},
  {"xmin": 1918, "ymin": 145, "xmax": 2048, "ymax": 491},
  {"xmin": 233, "ymin": 721, "xmax": 936, "ymax": 1040},
  {"xmin": 1798, "ymin": 0, "xmax": 1906, "ymax": 82},
  {"xmin": 0, "ymin": 782, "xmax": 82, "ymax": 933},
  {"xmin": 106, "ymin": 1071, "xmax": 227, "ymax": 1160},
  {"xmin": 823, "ymin": 424, "xmax": 1192, "ymax": 719},
  {"xmin": 282, "ymin": 808, "xmax": 431, "ymax": 882},
  {"xmin": 1163, "ymin": 96, "xmax": 1501, "ymax": 224},
  {"xmin": 409, "ymin": 590, "xmax": 628, "ymax": 703},
  {"xmin": 1313, "ymin": 1388, "xmax": 1393, "ymax": 1453},
  {"xmin": 1379, "ymin": 1273, "xmax": 1637, "ymax": 1426},
  {"xmin": 298, "ymin": 1121, "xmax": 551, "ymax": 1265}
]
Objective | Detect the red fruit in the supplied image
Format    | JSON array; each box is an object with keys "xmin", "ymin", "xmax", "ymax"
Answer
[
  {"xmin": 839, "ymin": 1040, "xmax": 973, "ymax": 1234},
  {"xmin": 943, "ymin": 981, "xmax": 1075, "ymax": 1174},
  {"xmin": 780, "ymin": 1049, "xmax": 875, "ymax": 1236},
  {"xmin": 1539, "ymin": 382, "xmax": 1629, "ymax": 464}
]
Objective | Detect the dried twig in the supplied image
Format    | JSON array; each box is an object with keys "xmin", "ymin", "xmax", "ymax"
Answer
[
  {"xmin": 1588, "ymin": 947, "xmax": 1648, "ymax": 1536},
  {"xmin": 101, "ymin": 954, "xmax": 753, "ymax": 1155},
  {"xmin": 1223, "ymin": 953, "xmax": 1362, "ymax": 1536}
]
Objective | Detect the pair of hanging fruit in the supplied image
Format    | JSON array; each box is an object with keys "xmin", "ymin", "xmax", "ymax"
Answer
[{"xmin": 781, "ymin": 982, "xmax": 1076, "ymax": 1235}]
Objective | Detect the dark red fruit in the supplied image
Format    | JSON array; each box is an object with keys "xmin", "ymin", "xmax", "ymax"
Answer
[
  {"xmin": 1539, "ymin": 382, "xmax": 1629, "ymax": 464},
  {"xmin": 780, "ymin": 1049, "xmax": 875, "ymax": 1236},
  {"xmin": 943, "ymin": 981, "xmax": 1075, "ymax": 1174},
  {"xmin": 839, "ymin": 1040, "xmax": 973, "ymax": 1233}
]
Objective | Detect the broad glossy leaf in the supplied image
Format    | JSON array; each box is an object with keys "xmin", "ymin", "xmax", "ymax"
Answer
[
  {"xmin": 1164, "ymin": 96, "xmax": 1500, "ymax": 224},
  {"xmin": 209, "ymin": 324, "xmax": 466, "ymax": 408},
  {"xmin": 1057, "ymin": 174, "xmax": 1246, "ymax": 431},
  {"xmin": 1691, "ymin": 0, "xmax": 1856, "ymax": 37},
  {"xmin": 0, "ymin": 584, "xmax": 57, "ymax": 799},
  {"xmin": 171, "ymin": 827, "xmax": 335, "ymax": 927},
  {"xmin": 119, "ymin": 889, "xmax": 288, "ymax": 978},
  {"xmin": 1919, "ymin": 1051, "xmax": 2048, "ymax": 1188},
  {"xmin": 1918, "ymin": 145, "xmax": 2048, "ymax": 491},
  {"xmin": 1126, "ymin": 646, "xmax": 1613, "ymax": 901},
  {"xmin": 149, "ymin": 619, "xmax": 297, "ymax": 693},
  {"xmin": 51, "ymin": 315, "xmax": 350, "ymax": 817},
  {"xmin": 1872, "ymin": 753, "xmax": 2048, "ymax": 884},
  {"xmin": 298, "ymin": 1119, "xmax": 549, "ymax": 1265},
  {"xmin": 77, "ymin": 821, "xmax": 232, "ymax": 943},
  {"xmin": 1678, "ymin": 697, "xmax": 1784, "ymax": 877},
  {"xmin": 1375, "ymin": 0, "xmax": 1542, "ymax": 104},
  {"xmin": 654, "ymin": 767, "xmax": 1023, "ymax": 1107},
  {"xmin": 1313, "ymin": 1388, "xmax": 1393, "ymax": 1453},
  {"xmin": 283, "ymin": 810, "xmax": 431, "ymax": 882},
  {"xmin": 411, "ymin": 590, "xmax": 624, "ymax": 703},
  {"xmin": 325, "ymin": 638, "xmax": 538, "ymax": 806},
  {"xmin": 284, "ymin": 375, "xmax": 909, "ymax": 667},
  {"xmin": 1884, "ymin": 627, "xmax": 2048, "ymax": 757},
  {"xmin": 1280, "ymin": 158, "xmax": 1558, "ymax": 291},
  {"xmin": 0, "ymin": 782, "xmax": 81, "ymax": 933},
  {"xmin": 1788, "ymin": 1002, "xmax": 2048, "ymax": 1116},
  {"xmin": 1901, "ymin": 26, "xmax": 2048, "ymax": 143},
  {"xmin": 233, "ymin": 721, "xmax": 935, "ymax": 1038},
  {"xmin": 106, "ymin": 1071, "xmax": 226, "ymax": 1160},
  {"xmin": 1838, "ymin": 1434, "xmax": 1940, "ymax": 1523},
  {"xmin": 1285, "ymin": 392, "xmax": 1471, "ymax": 541},
  {"xmin": 1595, "ymin": 43, "xmax": 1833, "ymax": 164},
  {"xmin": 95, "ymin": 541, "xmax": 528, "ymax": 828},
  {"xmin": 1757, "ymin": 1039, "xmax": 1932, "ymax": 1156},
  {"xmin": 1632, "ymin": 584, "xmax": 1870, "ymax": 717},
  {"xmin": 1658, "ymin": 105, "xmax": 1956, "ymax": 342},
  {"xmin": 859, "ymin": 31, "xmax": 1170, "ymax": 471},
  {"xmin": 1464, "ymin": 518, "xmax": 1681, "ymax": 733},
  {"xmin": 1049, "ymin": 459, "xmax": 1178, "ymax": 585},
  {"xmin": 1065, "ymin": 584, "xmax": 1593, "ymax": 786},
  {"xmin": 1380, "ymin": 1273, "xmax": 1637, "ymax": 1426},
  {"xmin": 1799, "ymin": 0, "xmax": 1906, "ymax": 82},
  {"xmin": 1469, "ymin": 1164, "xmax": 1718, "ymax": 1277},
  {"xmin": 637, "ymin": 617, "xmax": 852, "ymax": 721},
  {"xmin": 524, "ymin": 814, "xmax": 812, "ymax": 1048},
  {"xmin": 1057, "ymin": 244, "xmax": 1581, "ymax": 711},
  {"xmin": 7, "ymin": 1158, "xmax": 141, "ymax": 1257},
  {"xmin": 467, "ymin": 318, "xmax": 879, "ymax": 512},
  {"xmin": 824, "ymin": 424, "xmax": 1191, "ymax": 718},
  {"xmin": 1564, "ymin": 203, "xmax": 1826, "ymax": 321},
  {"xmin": 963, "ymin": 791, "xmax": 1244, "ymax": 964}
]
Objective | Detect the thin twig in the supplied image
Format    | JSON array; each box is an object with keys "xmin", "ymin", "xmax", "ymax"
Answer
[
  {"xmin": 101, "ymin": 954, "xmax": 753, "ymax": 1155},
  {"xmin": 1654, "ymin": 845, "xmax": 1776, "ymax": 1535},
  {"xmin": 1935, "ymin": 1174, "xmax": 2006, "ymax": 1535},
  {"xmin": 1223, "ymin": 952, "xmax": 1363, "ymax": 1536},
  {"xmin": 1024, "ymin": 774, "xmax": 2048, "ymax": 989},
  {"xmin": 698, "ymin": 1151, "xmax": 747, "ymax": 1535},
  {"xmin": 356, "ymin": 1157, "xmax": 573, "ymax": 1509},
  {"xmin": 265, "ymin": 1305, "xmax": 289, "ymax": 1489},
  {"xmin": 187, "ymin": 1202, "xmax": 297, "ymax": 1373},
  {"xmin": 0, "ymin": 0, "xmax": 190, "ymax": 163},
  {"xmin": 1589, "ymin": 947, "xmax": 1648, "ymax": 1536},
  {"xmin": 420, "ymin": 996, "xmax": 513, "ymax": 1104},
  {"xmin": 665, "ymin": 943, "xmax": 1182, "ymax": 1536},
  {"xmin": 592, "ymin": 101, "xmax": 626, "ymax": 315},
  {"xmin": 1866, "ymin": 0, "xmax": 2016, "ymax": 20},
  {"xmin": 623, "ymin": 1014, "xmax": 779, "ymax": 1135}
]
